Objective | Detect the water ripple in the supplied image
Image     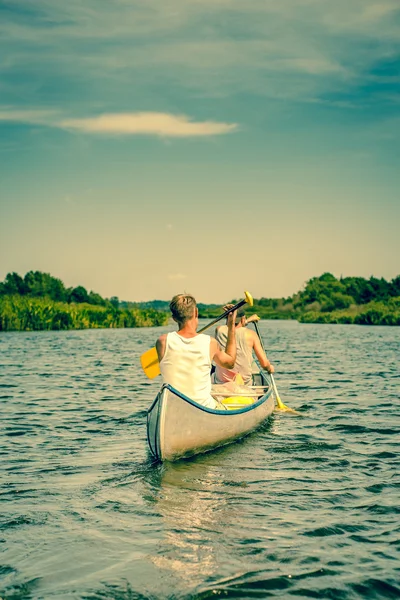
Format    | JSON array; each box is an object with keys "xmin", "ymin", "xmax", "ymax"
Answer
[{"xmin": 0, "ymin": 323, "xmax": 399, "ymax": 599}]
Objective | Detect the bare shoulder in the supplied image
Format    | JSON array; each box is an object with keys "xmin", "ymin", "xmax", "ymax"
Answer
[
  {"xmin": 156, "ymin": 333, "xmax": 167, "ymax": 350},
  {"xmin": 248, "ymin": 329, "xmax": 258, "ymax": 344},
  {"xmin": 156, "ymin": 333, "xmax": 167, "ymax": 361},
  {"xmin": 209, "ymin": 336, "xmax": 218, "ymax": 354}
]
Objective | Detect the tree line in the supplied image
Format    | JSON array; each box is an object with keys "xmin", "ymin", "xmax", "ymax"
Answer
[
  {"xmin": 0, "ymin": 271, "xmax": 116, "ymax": 306},
  {"xmin": 0, "ymin": 271, "xmax": 168, "ymax": 332},
  {"xmin": 2, "ymin": 270, "xmax": 399, "ymax": 330},
  {"xmin": 199, "ymin": 273, "xmax": 400, "ymax": 326}
]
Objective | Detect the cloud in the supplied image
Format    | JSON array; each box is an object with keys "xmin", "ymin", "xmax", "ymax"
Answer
[
  {"xmin": 58, "ymin": 112, "xmax": 237, "ymax": 137},
  {"xmin": 0, "ymin": 108, "xmax": 58, "ymax": 124},
  {"xmin": 0, "ymin": 107, "xmax": 237, "ymax": 138},
  {"xmin": 168, "ymin": 273, "xmax": 186, "ymax": 281},
  {"xmin": 0, "ymin": 1, "xmax": 398, "ymax": 116},
  {"xmin": 361, "ymin": 2, "xmax": 399, "ymax": 22},
  {"xmin": 276, "ymin": 58, "xmax": 346, "ymax": 76}
]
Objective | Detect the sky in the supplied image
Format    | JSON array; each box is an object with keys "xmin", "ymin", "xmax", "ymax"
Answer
[{"xmin": 0, "ymin": 0, "xmax": 399, "ymax": 303}]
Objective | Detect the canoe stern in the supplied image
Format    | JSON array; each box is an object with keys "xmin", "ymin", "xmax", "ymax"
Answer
[{"xmin": 147, "ymin": 380, "xmax": 274, "ymax": 462}]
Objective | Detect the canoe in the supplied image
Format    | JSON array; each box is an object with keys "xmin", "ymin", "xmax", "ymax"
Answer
[{"xmin": 147, "ymin": 368, "xmax": 274, "ymax": 461}]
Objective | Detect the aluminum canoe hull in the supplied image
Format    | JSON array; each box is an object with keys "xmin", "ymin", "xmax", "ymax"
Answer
[{"xmin": 147, "ymin": 373, "xmax": 274, "ymax": 461}]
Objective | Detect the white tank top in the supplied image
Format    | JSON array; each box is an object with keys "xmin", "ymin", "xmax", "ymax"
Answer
[
  {"xmin": 214, "ymin": 326, "xmax": 253, "ymax": 385},
  {"xmin": 160, "ymin": 332, "xmax": 217, "ymax": 409}
]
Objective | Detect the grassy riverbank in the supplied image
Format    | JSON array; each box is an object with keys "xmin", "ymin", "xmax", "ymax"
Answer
[
  {"xmin": 0, "ymin": 272, "xmax": 168, "ymax": 331},
  {"xmin": 2, "ymin": 270, "xmax": 399, "ymax": 330},
  {"xmin": 0, "ymin": 296, "xmax": 168, "ymax": 331}
]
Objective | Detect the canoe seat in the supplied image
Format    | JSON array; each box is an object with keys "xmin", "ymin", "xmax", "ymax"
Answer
[{"xmin": 222, "ymin": 396, "xmax": 255, "ymax": 410}]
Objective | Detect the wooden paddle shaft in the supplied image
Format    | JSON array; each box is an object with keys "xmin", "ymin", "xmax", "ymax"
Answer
[
  {"xmin": 253, "ymin": 321, "xmax": 289, "ymax": 409},
  {"xmin": 253, "ymin": 321, "xmax": 277, "ymax": 389},
  {"xmin": 197, "ymin": 297, "xmax": 249, "ymax": 335},
  {"xmin": 253, "ymin": 321, "xmax": 265, "ymax": 352}
]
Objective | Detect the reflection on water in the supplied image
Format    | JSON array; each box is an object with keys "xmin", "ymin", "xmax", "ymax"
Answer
[
  {"xmin": 151, "ymin": 462, "xmax": 227, "ymax": 580},
  {"xmin": 1, "ymin": 322, "xmax": 399, "ymax": 599},
  {"xmin": 148, "ymin": 437, "xmax": 276, "ymax": 586}
]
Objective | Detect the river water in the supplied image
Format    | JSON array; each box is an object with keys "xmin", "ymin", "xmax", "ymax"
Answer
[{"xmin": 1, "ymin": 320, "xmax": 399, "ymax": 599}]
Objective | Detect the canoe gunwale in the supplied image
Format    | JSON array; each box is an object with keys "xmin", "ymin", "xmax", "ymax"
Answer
[
  {"xmin": 154, "ymin": 378, "xmax": 273, "ymax": 416},
  {"xmin": 146, "ymin": 388, "xmax": 163, "ymax": 458}
]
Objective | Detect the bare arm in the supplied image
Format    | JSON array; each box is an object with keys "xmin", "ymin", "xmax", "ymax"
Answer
[
  {"xmin": 245, "ymin": 314, "xmax": 260, "ymax": 325},
  {"xmin": 156, "ymin": 334, "xmax": 167, "ymax": 363},
  {"xmin": 251, "ymin": 331, "xmax": 275, "ymax": 373},
  {"xmin": 211, "ymin": 311, "xmax": 237, "ymax": 368}
]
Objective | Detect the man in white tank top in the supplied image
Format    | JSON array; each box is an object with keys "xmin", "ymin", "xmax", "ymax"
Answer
[
  {"xmin": 214, "ymin": 310, "xmax": 274, "ymax": 386},
  {"xmin": 156, "ymin": 294, "xmax": 237, "ymax": 409}
]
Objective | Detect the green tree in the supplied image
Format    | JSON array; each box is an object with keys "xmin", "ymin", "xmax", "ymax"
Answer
[
  {"xmin": 322, "ymin": 292, "xmax": 354, "ymax": 312},
  {"xmin": 88, "ymin": 291, "xmax": 106, "ymax": 306},
  {"xmin": 1, "ymin": 272, "xmax": 28, "ymax": 295},
  {"xmin": 23, "ymin": 271, "xmax": 67, "ymax": 301},
  {"xmin": 110, "ymin": 296, "xmax": 119, "ymax": 309},
  {"xmin": 69, "ymin": 286, "xmax": 90, "ymax": 303},
  {"xmin": 390, "ymin": 276, "xmax": 400, "ymax": 297}
]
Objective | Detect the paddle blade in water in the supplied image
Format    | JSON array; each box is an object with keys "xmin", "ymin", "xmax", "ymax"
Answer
[
  {"xmin": 140, "ymin": 347, "xmax": 161, "ymax": 379},
  {"xmin": 274, "ymin": 394, "xmax": 302, "ymax": 416}
]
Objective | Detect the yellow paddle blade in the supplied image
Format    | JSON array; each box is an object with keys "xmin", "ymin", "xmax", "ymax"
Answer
[
  {"xmin": 274, "ymin": 394, "xmax": 302, "ymax": 416},
  {"xmin": 140, "ymin": 346, "xmax": 161, "ymax": 379},
  {"xmin": 244, "ymin": 291, "xmax": 253, "ymax": 307},
  {"xmin": 267, "ymin": 368, "xmax": 300, "ymax": 416}
]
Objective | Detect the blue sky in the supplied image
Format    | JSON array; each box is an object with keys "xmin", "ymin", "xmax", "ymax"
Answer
[{"xmin": 1, "ymin": 0, "xmax": 399, "ymax": 303}]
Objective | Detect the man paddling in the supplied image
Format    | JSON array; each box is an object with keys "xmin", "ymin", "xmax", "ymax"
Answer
[
  {"xmin": 214, "ymin": 308, "xmax": 274, "ymax": 386},
  {"xmin": 156, "ymin": 294, "xmax": 237, "ymax": 409}
]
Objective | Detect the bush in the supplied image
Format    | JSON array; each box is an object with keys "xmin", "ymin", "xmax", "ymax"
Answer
[{"xmin": 0, "ymin": 296, "xmax": 169, "ymax": 331}]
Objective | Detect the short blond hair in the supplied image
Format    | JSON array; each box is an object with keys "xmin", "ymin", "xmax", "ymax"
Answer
[{"xmin": 170, "ymin": 294, "xmax": 197, "ymax": 324}]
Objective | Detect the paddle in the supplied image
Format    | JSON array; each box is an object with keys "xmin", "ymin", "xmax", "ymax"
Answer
[
  {"xmin": 140, "ymin": 291, "xmax": 254, "ymax": 379},
  {"xmin": 252, "ymin": 321, "xmax": 300, "ymax": 415}
]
